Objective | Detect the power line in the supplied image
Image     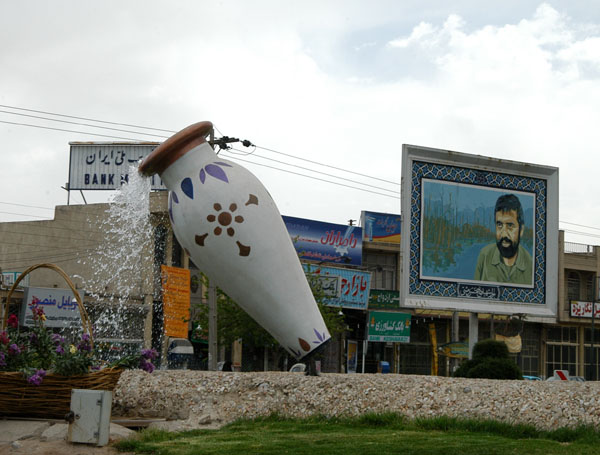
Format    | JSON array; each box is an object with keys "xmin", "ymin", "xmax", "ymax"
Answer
[
  {"xmin": 0, "ymin": 210, "xmax": 52, "ymax": 219},
  {"xmin": 0, "ymin": 104, "xmax": 176, "ymax": 133},
  {"xmin": 0, "ymin": 228, "xmax": 101, "ymax": 242},
  {"xmin": 228, "ymin": 147, "xmax": 398, "ymax": 194},
  {"xmin": 220, "ymin": 152, "xmax": 400, "ymax": 200},
  {"xmin": 3, "ymin": 104, "xmax": 399, "ymax": 188},
  {"xmin": 0, "ymin": 201, "xmax": 55, "ymax": 211},
  {"xmin": 1, "ymin": 104, "xmax": 404, "ymax": 212},
  {"xmin": 0, "ymin": 109, "xmax": 169, "ymax": 139},
  {"xmin": 0, "ymin": 120, "xmax": 147, "ymax": 141},
  {"xmin": 563, "ymin": 229, "xmax": 600, "ymax": 239},
  {"xmin": 254, "ymin": 144, "xmax": 400, "ymax": 187},
  {"xmin": 560, "ymin": 221, "xmax": 600, "ymax": 232}
]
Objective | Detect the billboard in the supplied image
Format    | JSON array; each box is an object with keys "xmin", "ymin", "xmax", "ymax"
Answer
[
  {"xmin": 361, "ymin": 211, "xmax": 401, "ymax": 244},
  {"xmin": 401, "ymin": 145, "xmax": 558, "ymax": 317},
  {"xmin": 69, "ymin": 143, "xmax": 166, "ymax": 190},
  {"xmin": 20, "ymin": 287, "xmax": 82, "ymax": 328},
  {"xmin": 303, "ymin": 264, "xmax": 371, "ymax": 310},
  {"xmin": 283, "ymin": 215, "xmax": 362, "ymax": 266}
]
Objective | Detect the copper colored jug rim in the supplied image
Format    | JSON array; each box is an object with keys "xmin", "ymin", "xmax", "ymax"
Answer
[{"xmin": 139, "ymin": 121, "xmax": 213, "ymax": 176}]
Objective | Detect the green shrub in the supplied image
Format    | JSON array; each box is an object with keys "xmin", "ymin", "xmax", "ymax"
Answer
[
  {"xmin": 472, "ymin": 339, "xmax": 510, "ymax": 361},
  {"xmin": 453, "ymin": 339, "xmax": 523, "ymax": 380},
  {"xmin": 466, "ymin": 358, "xmax": 523, "ymax": 380}
]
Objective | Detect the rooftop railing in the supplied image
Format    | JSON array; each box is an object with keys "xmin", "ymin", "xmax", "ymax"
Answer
[{"xmin": 564, "ymin": 241, "xmax": 596, "ymax": 254}]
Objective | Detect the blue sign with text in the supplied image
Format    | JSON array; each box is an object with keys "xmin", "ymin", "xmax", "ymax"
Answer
[{"xmin": 283, "ymin": 215, "xmax": 362, "ymax": 266}]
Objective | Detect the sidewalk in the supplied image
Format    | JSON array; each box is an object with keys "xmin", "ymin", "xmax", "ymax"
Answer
[{"xmin": 0, "ymin": 419, "xmax": 134, "ymax": 455}]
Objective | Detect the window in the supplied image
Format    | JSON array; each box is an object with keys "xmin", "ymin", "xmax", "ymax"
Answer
[
  {"xmin": 585, "ymin": 275, "xmax": 595, "ymax": 301},
  {"xmin": 567, "ymin": 271, "xmax": 580, "ymax": 302},
  {"xmin": 363, "ymin": 252, "xmax": 398, "ymax": 290},
  {"xmin": 546, "ymin": 326, "xmax": 578, "ymax": 377},
  {"xmin": 519, "ymin": 324, "xmax": 540, "ymax": 377}
]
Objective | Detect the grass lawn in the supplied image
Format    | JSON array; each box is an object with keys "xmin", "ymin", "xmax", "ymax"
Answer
[{"xmin": 115, "ymin": 413, "xmax": 600, "ymax": 455}]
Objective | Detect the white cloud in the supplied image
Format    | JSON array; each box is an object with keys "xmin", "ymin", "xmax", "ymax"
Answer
[{"xmin": 1, "ymin": 2, "xmax": 600, "ymax": 242}]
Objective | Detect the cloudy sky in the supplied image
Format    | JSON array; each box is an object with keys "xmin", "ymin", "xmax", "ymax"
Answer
[{"xmin": 1, "ymin": 1, "xmax": 600, "ymax": 244}]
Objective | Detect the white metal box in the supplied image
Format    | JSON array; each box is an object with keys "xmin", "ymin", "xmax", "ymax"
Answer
[{"xmin": 67, "ymin": 389, "xmax": 112, "ymax": 446}]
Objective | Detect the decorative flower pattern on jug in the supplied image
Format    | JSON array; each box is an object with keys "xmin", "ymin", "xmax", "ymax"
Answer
[{"xmin": 140, "ymin": 122, "xmax": 331, "ymax": 359}]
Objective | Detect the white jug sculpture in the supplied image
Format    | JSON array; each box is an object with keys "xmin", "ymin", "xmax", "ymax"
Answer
[{"xmin": 139, "ymin": 122, "xmax": 331, "ymax": 360}]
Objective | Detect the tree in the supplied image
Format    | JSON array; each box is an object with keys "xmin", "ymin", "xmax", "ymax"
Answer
[{"xmin": 192, "ymin": 269, "xmax": 346, "ymax": 370}]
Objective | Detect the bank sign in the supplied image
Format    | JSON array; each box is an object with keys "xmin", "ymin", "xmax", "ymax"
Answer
[
  {"xmin": 367, "ymin": 311, "xmax": 411, "ymax": 343},
  {"xmin": 283, "ymin": 215, "xmax": 362, "ymax": 266},
  {"xmin": 69, "ymin": 143, "xmax": 166, "ymax": 190},
  {"xmin": 20, "ymin": 287, "xmax": 82, "ymax": 328}
]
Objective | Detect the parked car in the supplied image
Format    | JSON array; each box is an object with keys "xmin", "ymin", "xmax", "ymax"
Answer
[
  {"xmin": 523, "ymin": 375, "xmax": 542, "ymax": 381},
  {"xmin": 289, "ymin": 363, "xmax": 306, "ymax": 373}
]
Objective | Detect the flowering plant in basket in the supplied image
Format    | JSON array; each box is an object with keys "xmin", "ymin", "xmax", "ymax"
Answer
[{"xmin": 0, "ymin": 304, "xmax": 157, "ymax": 385}]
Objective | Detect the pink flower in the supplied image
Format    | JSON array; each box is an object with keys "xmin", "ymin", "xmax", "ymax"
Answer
[
  {"xmin": 7, "ymin": 315, "xmax": 18, "ymax": 329},
  {"xmin": 0, "ymin": 331, "xmax": 9, "ymax": 345}
]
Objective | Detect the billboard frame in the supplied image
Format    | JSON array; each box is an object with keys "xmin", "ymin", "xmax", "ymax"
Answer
[{"xmin": 401, "ymin": 144, "xmax": 558, "ymax": 317}]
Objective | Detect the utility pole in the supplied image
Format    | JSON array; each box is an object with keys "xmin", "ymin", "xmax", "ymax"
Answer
[
  {"xmin": 593, "ymin": 276, "xmax": 598, "ymax": 381},
  {"xmin": 207, "ymin": 127, "xmax": 218, "ymax": 371},
  {"xmin": 207, "ymin": 284, "xmax": 218, "ymax": 371}
]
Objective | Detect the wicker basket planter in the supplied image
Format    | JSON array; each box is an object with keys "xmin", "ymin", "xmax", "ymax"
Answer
[
  {"xmin": 1, "ymin": 263, "xmax": 123, "ymax": 419},
  {"xmin": 0, "ymin": 367, "xmax": 123, "ymax": 419}
]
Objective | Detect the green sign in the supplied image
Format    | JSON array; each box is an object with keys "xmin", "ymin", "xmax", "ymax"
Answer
[
  {"xmin": 368, "ymin": 289, "xmax": 400, "ymax": 310},
  {"xmin": 367, "ymin": 311, "xmax": 411, "ymax": 343}
]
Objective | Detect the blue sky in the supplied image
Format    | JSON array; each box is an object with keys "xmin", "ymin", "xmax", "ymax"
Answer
[{"xmin": 1, "ymin": 1, "xmax": 600, "ymax": 244}]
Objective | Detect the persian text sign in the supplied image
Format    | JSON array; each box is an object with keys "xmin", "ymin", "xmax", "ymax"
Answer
[
  {"xmin": 69, "ymin": 143, "xmax": 166, "ymax": 190},
  {"xmin": 368, "ymin": 289, "xmax": 400, "ymax": 310},
  {"xmin": 367, "ymin": 311, "xmax": 411, "ymax": 343},
  {"xmin": 283, "ymin": 215, "xmax": 362, "ymax": 266},
  {"xmin": 303, "ymin": 264, "xmax": 371, "ymax": 310},
  {"xmin": 1, "ymin": 271, "xmax": 29, "ymax": 288},
  {"xmin": 20, "ymin": 287, "xmax": 82, "ymax": 328},
  {"xmin": 161, "ymin": 266, "xmax": 191, "ymax": 339},
  {"xmin": 361, "ymin": 211, "xmax": 401, "ymax": 244},
  {"xmin": 570, "ymin": 301, "xmax": 600, "ymax": 318}
]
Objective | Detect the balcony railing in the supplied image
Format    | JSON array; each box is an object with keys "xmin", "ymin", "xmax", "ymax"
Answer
[{"xmin": 564, "ymin": 241, "xmax": 595, "ymax": 254}]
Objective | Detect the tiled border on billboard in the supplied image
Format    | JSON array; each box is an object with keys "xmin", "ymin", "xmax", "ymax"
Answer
[{"xmin": 409, "ymin": 161, "xmax": 547, "ymax": 304}]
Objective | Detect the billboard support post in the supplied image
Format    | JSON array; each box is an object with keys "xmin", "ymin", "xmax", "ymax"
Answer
[
  {"xmin": 592, "ymin": 297, "xmax": 595, "ymax": 381},
  {"xmin": 451, "ymin": 311, "xmax": 460, "ymax": 372},
  {"xmin": 468, "ymin": 313, "xmax": 479, "ymax": 359}
]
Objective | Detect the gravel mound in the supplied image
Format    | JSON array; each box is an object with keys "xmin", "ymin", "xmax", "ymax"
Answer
[{"xmin": 112, "ymin": 370, "xmax": 600, "ymax": 431}]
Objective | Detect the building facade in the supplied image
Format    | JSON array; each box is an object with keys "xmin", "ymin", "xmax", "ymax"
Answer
[{"xmin": 2, "ymin": 196, "xmax": 600, "ymax": 378}]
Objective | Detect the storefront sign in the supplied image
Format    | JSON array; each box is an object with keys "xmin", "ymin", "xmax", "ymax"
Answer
[
  {"xmin": 367, "ymin": 311, "xmax": 411, "ymax": 343},
  {"xmin": 303, "ymin": 264, "xmax": 371, "ymax": 310},
  {"xmin": 438, "ymin": 342, "xmax": 469, "ymax": 359},
  {"xmin": 368, "ymin": 289, "xmax": 400, "ymax": 310},
  {"xmin": 20, "ymin": 287, "xmax": 82, "ymax": 328},
  {"xmin": 361, "ymin": 211, "xmax": 401, "ymax": 243},
  {"xmin": 570, "ymin": 301, "xmax": 600, "ymax": 318},
  {"xmin": 1, "ymin": 271, "xmax": 29, "ymax": 288},
  {"xmin": 69, "ymin": 143, "xmax": 166, "ymax": 190},
  {"xmin": 161, "ymin": 265, "xmax": 191, "ymax": 338},
  {"xmin": 283, "ymin": 215, "xmax": 362, "ymax": 266}
]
